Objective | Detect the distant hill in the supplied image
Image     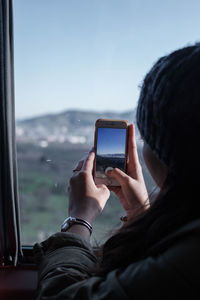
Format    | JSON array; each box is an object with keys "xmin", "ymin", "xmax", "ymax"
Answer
[
  {"xmin": 16, "ymin": 109, "xmax": 137, "ymax": 146},
  {"xmin": 99, "ymin": 154, "xmax": 125, "ymax": 158}
]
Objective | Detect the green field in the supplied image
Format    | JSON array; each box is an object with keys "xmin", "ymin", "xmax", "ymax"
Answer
[{"xmin": 17, "ymin": 142, "xmax": 155, "ymax": 246}]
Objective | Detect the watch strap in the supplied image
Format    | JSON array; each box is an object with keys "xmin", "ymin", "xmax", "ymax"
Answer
[{"xmin": 61, "ymin": 216, "xmax": 93, "ymax": 235}]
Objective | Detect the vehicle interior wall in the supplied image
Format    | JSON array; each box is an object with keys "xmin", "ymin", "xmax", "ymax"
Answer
[{"xmin": 0, "ymin": 266, "xmax": 37, "ymax": 300}]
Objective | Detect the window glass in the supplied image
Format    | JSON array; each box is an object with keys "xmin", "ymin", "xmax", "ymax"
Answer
[{"xmin": 14, "ymin": 0, "xmax": 200, "ymax": 244}]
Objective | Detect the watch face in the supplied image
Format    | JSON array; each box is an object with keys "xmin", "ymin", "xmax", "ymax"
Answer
[
  {"xmin": 61, "ymin": 222, "xmax": 68, "ymax": 232},
  {"xmin": 61, "ymin": 217, "xmax": 75, "ymax": 232}
]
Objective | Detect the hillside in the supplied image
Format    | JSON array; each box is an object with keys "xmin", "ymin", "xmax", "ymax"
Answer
[{"xmin": 16, "ymin": 109, "xmax": 137, "ymax": 145}]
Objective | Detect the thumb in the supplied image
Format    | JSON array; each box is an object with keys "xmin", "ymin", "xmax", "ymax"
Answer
[{"xmin": 107, "ymin": 168, "xmax": 130, "ymax": 186}]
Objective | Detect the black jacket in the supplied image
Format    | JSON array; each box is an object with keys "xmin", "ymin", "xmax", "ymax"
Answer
[{"xmin": 34, "ymin": 218, "xmax": 200, "ymax": 299}]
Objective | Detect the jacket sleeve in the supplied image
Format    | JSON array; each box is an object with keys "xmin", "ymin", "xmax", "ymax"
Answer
[{"xmin": 33, "ymin": 232, "xmax": 199, "ymax": 300}]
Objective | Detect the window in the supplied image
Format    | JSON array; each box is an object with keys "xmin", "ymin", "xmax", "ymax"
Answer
[{"xmin": 14, "ymin": 0, "xmax": 200, "ymax": 245}]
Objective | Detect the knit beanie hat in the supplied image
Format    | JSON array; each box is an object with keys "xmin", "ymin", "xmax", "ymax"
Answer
[{"xmin": 136, "ymin": 44, "xmax": 200, "ymax": 175}]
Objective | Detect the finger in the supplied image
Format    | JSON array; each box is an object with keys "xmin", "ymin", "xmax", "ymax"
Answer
[
  {"xmin": 82, "ymin": 151, "xmax": 95, "ymax": 172},
  {"xmin": 79, "ymin": 148, "xmax": 94, "ymax": 163},
  {"xmin": 107, "ymin": 168, "xmax": 130, "ymax": 186},
  {"xmin": 128, "ymin": 124, "xmax": 140, "ymax": 170}
]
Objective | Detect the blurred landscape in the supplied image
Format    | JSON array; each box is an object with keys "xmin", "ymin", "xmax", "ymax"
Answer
[{"xmin": 16, "ymin": 109, "xmax": 155, "ymax": 245}]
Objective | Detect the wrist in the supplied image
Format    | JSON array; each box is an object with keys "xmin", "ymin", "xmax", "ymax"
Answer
[
  {"xmin": 61, "ymin": 216, "xmax": 92, "ymax": 233},
  {"xmin": 67, "ymin": 224, "xmax": 91, "ymax": 241},
  {"xmin": 124, "ymin": 204, "xmax": 150, "ymax": 222},
  {"xmin": 68, "ymin": 210, "xmax": 97, "ymax": 224}
]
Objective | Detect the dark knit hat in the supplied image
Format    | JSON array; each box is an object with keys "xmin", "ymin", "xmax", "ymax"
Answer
[{"xmin": 136, "ymin": 44, "xmax": 200, "ymax": 174}]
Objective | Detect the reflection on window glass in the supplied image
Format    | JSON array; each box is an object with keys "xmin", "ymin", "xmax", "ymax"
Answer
[{"xmin": 14, "ymin": 0, "xmax": 200, "ymax": 244}]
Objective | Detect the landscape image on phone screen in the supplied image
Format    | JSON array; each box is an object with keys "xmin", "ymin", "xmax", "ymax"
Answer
[{"xmin": 96, "ymin": 128, "xmax": 126, "ymax": 178}]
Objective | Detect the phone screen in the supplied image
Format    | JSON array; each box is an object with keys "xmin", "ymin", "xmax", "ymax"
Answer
[{"xmin": 96, "ymin": 127, "xmax": 127, "ymax": 179}]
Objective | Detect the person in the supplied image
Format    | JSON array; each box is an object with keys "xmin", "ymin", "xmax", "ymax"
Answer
[{"xmin": 33, "ymin": 44, "xmax": 200, "ymax": 299}]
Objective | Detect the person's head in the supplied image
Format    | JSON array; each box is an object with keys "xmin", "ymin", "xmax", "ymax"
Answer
[
  {"xmin": 142, "ymin": 141, "xmax": 168, "ymax": 188},
  {"xmin": 137, "ymin": 43, "xmax": 200, "ymax": 190},
  {"xmin": 97, "ymin": 43, "xmax": 200, "ymax": 276}
]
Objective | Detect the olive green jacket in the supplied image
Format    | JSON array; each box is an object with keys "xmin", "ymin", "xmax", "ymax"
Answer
[{"xmin": 34, "ymin": 219, "xmax": 200, "ymax": 300}]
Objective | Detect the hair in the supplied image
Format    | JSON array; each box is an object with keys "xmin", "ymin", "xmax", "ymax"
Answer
[{"xmin": 95, "ymin": 43, "xmax": 200, "ymax": 276}]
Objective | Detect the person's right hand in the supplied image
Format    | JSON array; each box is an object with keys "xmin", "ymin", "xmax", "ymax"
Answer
[
  {"xmin": 107, "ymin": 124, "xmax": 149, "ymax": 220},
  {"xmin": 68, "ymin": 150, "xmax": 110, "ymax": 224}
]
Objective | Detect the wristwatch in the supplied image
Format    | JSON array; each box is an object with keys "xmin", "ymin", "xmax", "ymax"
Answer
[{"xmin": 61, "ymin": 216, "xmax": 93, "ymax": 235}]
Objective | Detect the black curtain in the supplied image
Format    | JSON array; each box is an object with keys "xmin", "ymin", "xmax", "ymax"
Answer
[{"xmin": 0, "ymin": 0, "xmax": 22, "ymax": 265}]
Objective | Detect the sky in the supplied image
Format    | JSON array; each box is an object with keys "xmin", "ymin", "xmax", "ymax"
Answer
[
  {"xmin": 97, "ymin": 128, "xmax": 126, "ymax": 155},
  {"xmin": 14, "ymin": 0, "xmax": 200, "ymax": 119}
]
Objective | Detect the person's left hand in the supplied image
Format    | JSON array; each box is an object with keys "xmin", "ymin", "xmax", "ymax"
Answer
[
  {"xmin": 68, "ymin": 150, "xmax": 110, "ymax": 224},
  {"xmin": 107, "ymin": 124, "xmax": 149, "ymax": 220}
]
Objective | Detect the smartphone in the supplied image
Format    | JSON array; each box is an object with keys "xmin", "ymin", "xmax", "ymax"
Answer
[{"xmin": 94, "ymin": 119, "xmax": 128, "ymax": 186}]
